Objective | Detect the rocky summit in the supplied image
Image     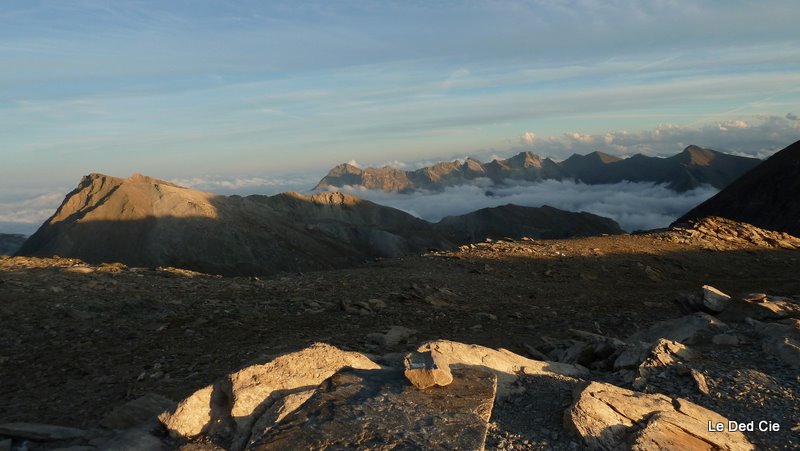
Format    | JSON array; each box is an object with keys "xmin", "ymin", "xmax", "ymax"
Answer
[
  {"xmin": 314, "ymin": 145, "xmax": 761, "ymax": 193},
  {"xmin": 1, "ymin": 216, "xmax": 799, "ymax": 449},
  {"xmin": 15, "ymin": 173, "xmax": 621, "ymax": 276}
]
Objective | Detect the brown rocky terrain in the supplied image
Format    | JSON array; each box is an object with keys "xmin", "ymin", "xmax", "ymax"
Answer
[
  {"xmin": 678, "ymin": 139, "xmax": 800, "ymax": 236},
  {"xmin": 1, "ymin": 217, "xmax": 799, "ymax": 449},
  {"xmin": 314, "ymin": 145, "xmax": 761, "ymax": 193},
  {"xmin": 16, "ymin": 173, "xmax": 621, "ymax": 276}
]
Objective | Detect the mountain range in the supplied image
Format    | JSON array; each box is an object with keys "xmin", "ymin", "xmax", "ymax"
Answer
[
  {"xmin": 677, "ymin": 138, "xmax": 800, "ymax": 236},
  {"xmin": 314, "ymin": 145, "xmax": 761, "ymax": 193},
  {"xmin": 17, "ymin": 173, "xmax": 621, "ymax": 275}
]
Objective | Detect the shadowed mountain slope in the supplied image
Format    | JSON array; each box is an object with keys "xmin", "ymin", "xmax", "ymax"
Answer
[
  {"xmin": 435, "ymin": 205, "xmax": 622, "ymax": 243},
  {"xmin": 676, "ymin": 139, "xmax": 800, "ymax": 236},
  {"xmin": 17, "ymin": 173, "xmax": 623, "ymax": 275},
  {"xmin": 0, "ymin": 233, "xmax": 26, "ymax": 256},
  {"xmin": 315, "ymin": 146, "xmax": 761, "ymax": 193}
]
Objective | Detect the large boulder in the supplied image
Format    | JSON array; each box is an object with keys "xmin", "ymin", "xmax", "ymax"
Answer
[
  {"xmin": 416, "ymin": 340, "xmax": 590, "ymax": 397},
  {"xmin": 565, "ymin": 381, "xmax": 753, "ymax": 450},
  {"xmin": 159, "ymin": 343, "xmax": 381, "ymax": 449}
]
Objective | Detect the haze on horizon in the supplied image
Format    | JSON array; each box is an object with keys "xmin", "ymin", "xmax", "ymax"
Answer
[{"xmin": 1, "ymin": 0, "xmax": 799, "ymax": 234}]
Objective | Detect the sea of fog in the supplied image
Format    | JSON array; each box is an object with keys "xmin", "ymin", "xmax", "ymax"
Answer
[{"xmin": 335, "ymin": 179, "xmax": 718, "ymax": 232}]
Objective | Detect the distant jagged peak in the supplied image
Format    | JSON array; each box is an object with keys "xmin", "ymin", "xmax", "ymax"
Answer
[
  {"xmin": 564, "ymin": 151, "xmax": 621, "ymax": 164},
  {"xmin": 462, "ymin": 157, "xmax": 486, "ymax": 172},
  {"xmin": 590, "ymin": 151, "xmax": 622, "ymax": 163},
  {"xmin": 677, "ymin": 145, "xmax": 720, "ymax": 166},
  {"xmin": 506, "ymin": 151, "xmax": 543, "ymax": 168},
  {"xmin": 324, "ymin": 163, "xmax": 364, "ymax": 178},
  {"xmin": 314, "ymin": 146, "xmax": 762, "ymax": 193}
]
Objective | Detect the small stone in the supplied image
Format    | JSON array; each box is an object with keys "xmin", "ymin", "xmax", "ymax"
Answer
[
  {"xmin": 702, "ymin": 285, "xmax": 731, "ymax": 313},
  {"xmin": 404, "ymin": 351, "xmax": 453, "ymax": 389},
  {"xmin": 632, "ymin": 377, "xmax": 647, "ymax": 390},
  {"xmin": 712, "ymin": 334, "xmax": 739, "ymax": 346},
  {"xmin": 690, "ymin": 369, "xmax": 710, "ymax": 396}
]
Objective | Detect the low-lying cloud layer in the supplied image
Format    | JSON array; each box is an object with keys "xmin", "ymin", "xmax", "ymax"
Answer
[
  {"xmin": 169, "ymin": 174, "xmax": 320, "ymax": 196},
  {"xmin": 335, "ymin": 180, "xmax": 719, "ymax": 232},
  {"xmin": 0, "ymin": 193, "xmax": 65, "ymax": 235}
]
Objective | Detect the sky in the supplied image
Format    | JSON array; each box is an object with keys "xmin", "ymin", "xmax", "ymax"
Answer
[{"xmin": 1, "ymin": 0, "xmax": 799, "ymax": 234}]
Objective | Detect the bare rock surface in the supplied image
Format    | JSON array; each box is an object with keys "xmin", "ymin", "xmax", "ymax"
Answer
[
  {"xmin": 662, "ymin": 216, "xmax": 800, "ymax": 250},
  {"xmin": 251, "ymin": 367, "xmax": 497, "ymax": 450},
  {"xmin": 628, "ymin": 312, "xmax": 728, "ymax": 344},
  {"xmin": 416, "ymin": 339, "xmax": 589, "ymax": 397},
  {"xmin": 703, "ymin": 285, "xmax": 732, "ymax": 313},
  {"xmin": 566, "ymin": 381, "xmax": 753, "ymax": 450},
  {"xmin": 159, "ymin": 343, "xmax": 381, "ymax": 449}
]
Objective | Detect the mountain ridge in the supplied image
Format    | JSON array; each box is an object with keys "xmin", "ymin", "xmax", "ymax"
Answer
[
  {"xmin": 676, "ymin": 139, "xmax": 800, "ymax": 236},
  {"xmin": 17, "ymin": 173, "xmax": 622, "ymax": 275},
  {"xmin": 314, "ymin": 146, "xmax": 761, "ymax": 193}
]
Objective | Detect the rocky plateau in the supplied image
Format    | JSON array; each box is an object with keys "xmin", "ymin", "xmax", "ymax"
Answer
[{"xmin": 1, "ymin": 216, "xmax": 799, "ymax": 450}]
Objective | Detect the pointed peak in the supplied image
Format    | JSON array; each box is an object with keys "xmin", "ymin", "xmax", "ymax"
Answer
[
  {"xmin": 565, "ymin": 151, "xmax": 621, "ymax": 164},
  {"xmin": 678, "ymin": 145, "xmax": 718, "ymax": 166},
  {"xmin": 590, "ymin": 151, "xmax": 622, "ymax": 163},
  {"xmin": 506, "ymin": 151, "xmax": 542, "ymax": 166}
]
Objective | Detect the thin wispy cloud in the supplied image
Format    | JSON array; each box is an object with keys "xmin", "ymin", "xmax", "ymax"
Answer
[{"xmin": 170, "ymin": 174, "xmax": 319, "ymax": 195}]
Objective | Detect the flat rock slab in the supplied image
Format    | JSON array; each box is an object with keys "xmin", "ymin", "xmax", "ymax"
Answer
[
  {"xmin": 251, "ymin": 367, "xmax": 497, "ymax": 450},
  {"xmin": 0, "ymin": 422, "xmax": 86, "ymax": 441}
]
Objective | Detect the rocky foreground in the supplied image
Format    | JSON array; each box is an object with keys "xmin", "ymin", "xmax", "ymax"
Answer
[{"xmin": 1, "ymin": 217, "xmax": 799, "ymax": 449}]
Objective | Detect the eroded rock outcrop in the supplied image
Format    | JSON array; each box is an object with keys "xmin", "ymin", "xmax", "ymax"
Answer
[
  {"xmin": 416, "ymin": 339, "xmax": 590, "ymax": 397},
  {"xmin": 159, "ymin": 343, "xmax": 381, "ymax": 449},
  {"xmin": 565, "ymin": 381, "xmax": 753, "ymax": 450}
]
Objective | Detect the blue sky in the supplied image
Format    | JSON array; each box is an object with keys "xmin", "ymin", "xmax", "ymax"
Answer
[{"xmin": 1, "ymin": 0, "xmax": 799, "ymax": 232}]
